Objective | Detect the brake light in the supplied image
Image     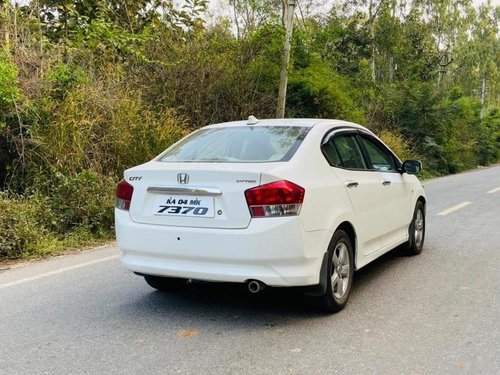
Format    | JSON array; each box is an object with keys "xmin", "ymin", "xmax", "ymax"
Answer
[
  {"xmin": 116, "ymin": 179, "xmax": 134, "ymax": 211},
  {"xmin": 244, "ymin": 180, "xmax": 305, "ymax": 217}
]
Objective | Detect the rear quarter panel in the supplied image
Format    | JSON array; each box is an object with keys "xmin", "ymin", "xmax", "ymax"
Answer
[{"xmin": 261, "ymin": 124, "xmax": 358, "ymax": 253}]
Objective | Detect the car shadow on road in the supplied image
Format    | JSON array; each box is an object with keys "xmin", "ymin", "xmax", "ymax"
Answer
[{"xmin": 118, "ymin": 247, "xmax": 413, "ymax": 328}]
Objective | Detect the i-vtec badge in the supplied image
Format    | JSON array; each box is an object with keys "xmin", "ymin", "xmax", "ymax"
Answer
[
  {"xmin": 129, "ymin": 176, "xmax": 142, "ymax": 181},
  {"xmin": 177, "ymin": 173, "xmax": 190, "ymax": 184}
]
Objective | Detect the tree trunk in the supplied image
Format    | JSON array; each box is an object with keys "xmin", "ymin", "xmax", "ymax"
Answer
[
  {"xmin": 3, "ymin": 26, "xmax": 9, "ymax": 47},
  {"xmin": 232, "ymin": 3, "xmax": 241, "ymax": 40},
  {"xmin": 480, "ymin": 76, "xmax": 486, "ymax": 120},
  {"xmin": 37, "ymin": 0, "xmax": 44, "ymax": 78},
  {"xmin": 388, "ymin": 53, "xmax": 394, "ymax": 83},
  {"xmin": 276, "ymin": 0, "xmax": 295, "ymax": 119},
  {"xmin": 369, "ymin": 1, "xmax": 376, "ymax": 81},
  {"xmin": 13, "ymin": 3, "xmax": 18, "ymax": 51},
  {"xmin": 1, "ymin": 2, "xmax": 9, "ymax": 47}
]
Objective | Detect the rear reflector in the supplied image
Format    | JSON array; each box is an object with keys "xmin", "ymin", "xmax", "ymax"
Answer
[
  {"xmin": 244, "ymin": 180, "xmax": 305, "ymax": 217},
  {"xmin": 116, "ymin": 179, "xmax": 134, "ymax": 211}
]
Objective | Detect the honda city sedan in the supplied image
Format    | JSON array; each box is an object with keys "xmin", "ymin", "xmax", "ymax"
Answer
[{"xmin": 115, "ymin": 117, "xmax": 426, "ymax": 312}]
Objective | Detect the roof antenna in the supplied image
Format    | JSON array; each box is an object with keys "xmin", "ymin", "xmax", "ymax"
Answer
[{"xmin": 247, "ymin": 115, "xmax": 259, "ymax": 125}]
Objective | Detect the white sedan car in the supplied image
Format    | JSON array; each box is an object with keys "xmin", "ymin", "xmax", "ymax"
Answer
[{"xmin": 115, "ymin": 118, "xmax": 426, "ymax": 312}]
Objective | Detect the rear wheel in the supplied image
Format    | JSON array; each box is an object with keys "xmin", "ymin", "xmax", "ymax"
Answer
[
  {"xmin": 404, "ymin": 200, "xmax": 425, "ymax": 256},
  {"xmin": 318, "ymin": 230, "xmax": 354, "ymax": 313},
  {"xmin": 143, "ymin": 275, "xmax": 187, "ymax": 292}
]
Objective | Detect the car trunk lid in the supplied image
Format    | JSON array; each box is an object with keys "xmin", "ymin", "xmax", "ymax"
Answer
[{"xmin": 125, "ymin": 162, "xmax": 274, "ymax": 229}]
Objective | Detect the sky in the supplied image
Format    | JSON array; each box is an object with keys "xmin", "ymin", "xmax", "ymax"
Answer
[
  {"xmin": 205, "ymin": 0, "xmax": 499, "ymax": 21},
  {"xmin": 13, "ymin": 0, "xmax": 500, "ymax": 10},
  {"xmin": 206, "ymin": 0, "xmax": 500, "ymax": 11},
  {"xmin": 205, "ymin": 0, "xmax": 499, "ymax": 27},
  {"xmin": 12, "ymin": 0, "xmax": 500, "ymax": 16}
]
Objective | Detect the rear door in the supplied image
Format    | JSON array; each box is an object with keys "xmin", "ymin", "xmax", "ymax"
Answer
[{"xmin": 322, "ymin": 131, "xmax": 387, "ymax": 256}]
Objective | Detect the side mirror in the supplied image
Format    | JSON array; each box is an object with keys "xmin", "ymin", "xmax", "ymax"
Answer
[{"xmin": 402, "ymin": 160, "xmax": 422, "ymax": 175}]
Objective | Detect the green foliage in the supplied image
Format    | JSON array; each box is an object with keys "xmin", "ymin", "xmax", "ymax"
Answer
[
  {"xmin": 0, "ymin": 49, "xmax": 22, "ymax": 192},
  {"xmin": 478, "ymin": 108, "xmax": 500, "ymax": 165},
  {"xmin": 12, "ymin": 73, "xmax": 189, "ymax": 250},
  {"xmin": 47, "ymin": 63, "xmax": 88, "ymax": 100},
  {"xmin": 73, "ymin": 17, "xmax": 150, "ymax": 60},
  {"xmin": 0, "ymin": 192, "xmax": 112, "ymax": 259},
  {"xmin": 309, "ymin": 14, "xmax": 371, "ymax": 76},
  {"xmin": 30, "ymin": 79, "xmax": 188, "ymax": 177},
  {"xmin": 379, "ymin": 130, "xmax": 415, "ymax": 162},
  {"xmin": 39, "ymin": 0, "xmax": 208, "ymax": 43},
  {"xmin": 287, "ymin": 62, "xmax": 365, "ymax": 123},
  {"xmin": 32, "ymin": 170, "xmax": 115, "ymax": 233},
  {"xmin": 0, "ymin": 49, "xmax": 20, "ymax": 110},
  {"xmin": 0, "ymin": 193, "xmax": 56, "ymax": 258},
  {"xmin": 439, "ymin": 96, "xmax": 482, "ymax": 172}
]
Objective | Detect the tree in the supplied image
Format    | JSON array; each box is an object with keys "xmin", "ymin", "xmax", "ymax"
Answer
[
  {"xmin": 276, "ymin": 0, "xmax": 295, "ymax": 118},
  {"xmin": 228, "ymin": 0, "xmax": 281, "ymax": 38}
]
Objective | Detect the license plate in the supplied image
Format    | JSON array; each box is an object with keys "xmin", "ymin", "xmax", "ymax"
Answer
[{"xmin": 153, "ymin": 195, "xmax": 215, "ymax": 217}]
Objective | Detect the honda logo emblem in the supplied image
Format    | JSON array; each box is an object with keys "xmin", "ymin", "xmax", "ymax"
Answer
[{"xmin": 177, "ymin": 173, "xmax": 189, "ymax": 184}]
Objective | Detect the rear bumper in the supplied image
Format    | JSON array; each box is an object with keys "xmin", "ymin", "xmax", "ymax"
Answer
[{"xmin": 115, "ymin": 209, "xmax": 330, "ymax": 287}]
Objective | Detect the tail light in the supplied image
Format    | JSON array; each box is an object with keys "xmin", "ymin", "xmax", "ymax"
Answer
[
  {"xmin": 244, "ymin": 180, "xmax": 305, "ymax": 218},
  {"xmin": 116, "ymin": 179, "xmax": 134, "ymax": 211}
]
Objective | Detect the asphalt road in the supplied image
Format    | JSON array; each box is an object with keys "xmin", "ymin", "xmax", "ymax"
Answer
[{"xmin": 1, "ymin": 166, "xmax": 499, "ymax": 374}]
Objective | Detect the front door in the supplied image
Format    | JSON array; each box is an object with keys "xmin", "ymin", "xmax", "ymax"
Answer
[{"xmin": 357, "ymin": 133, "xmax": 412, "ymax": 248}]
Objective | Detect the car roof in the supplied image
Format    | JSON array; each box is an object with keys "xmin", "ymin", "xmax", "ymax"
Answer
[{"xmin": 204, "ymin": 118, "xmax": 368, "ymax": 130}]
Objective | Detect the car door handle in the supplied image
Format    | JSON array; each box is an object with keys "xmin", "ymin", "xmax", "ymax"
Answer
[
  {"xmin": 382, "ymin": 180, "xmax": 391, "ymax": 186},
  {"xmin": 346, "ymin": 181, "xmax": 359, "ymax": 188}
]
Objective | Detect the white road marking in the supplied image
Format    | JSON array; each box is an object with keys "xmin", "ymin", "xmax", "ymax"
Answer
[
  {"xmin": 487, "ymin": 187, "xmax": 500, "ymax": 194},
  {"xmin": 437, "ymin": 202, "xmax": 472, "ymax": 216},
  {"xmin": 0, "ymin": 255, "xmax": 120, "ymax": 290}
]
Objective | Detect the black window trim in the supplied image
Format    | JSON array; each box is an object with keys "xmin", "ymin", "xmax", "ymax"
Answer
[
  {"xmin": 356, "ymin": 131, "xmax": 402, "ymax": 173},
  {"xmin": 321, "ymin": 128, "xmax": 366, "ymax": 171},
  {"xmin": 321, "ymin": 127, "xmax": 403, "ymax": 173},
  {"xmin": 281, "ymin": 126, "xmax": 312, "ymax": 161}
]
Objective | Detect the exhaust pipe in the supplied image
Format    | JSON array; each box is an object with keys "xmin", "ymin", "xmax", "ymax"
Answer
[{"xmin": 247, "ymin": 280, "xmax": 266, "ymax": 294}]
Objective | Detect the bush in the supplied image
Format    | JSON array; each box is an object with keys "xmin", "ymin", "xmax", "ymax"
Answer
[
  {"xmin": 47, "ymin": 62, "xmax": 88, "ymax": 101},
  {"xmin": 379, "ymin": 130, "xmax": 437, "ymax": 178},
  {"xmin": 0, "ymin": 48, "xmax": 20, "ymax": 109},
  {"xmin": 0, "ymin": 191, "xmax": 114, "ymax": 259},
  {"xmin": 0, "ymin": 48, "xmax": 22, "ymax": 187},
  {"xmin": 478, "ymin": 108, "xmax": 500, "ymax": 165},
  {"xmin": 0, "ymin": 66, "xmax": 189, "ymax": 258},
  {"xmin": 287, "ymin": 62, "xmax": 365, "ymax": 123},
  {"xmin": 379, "ymin": 129, "xmax": 415, "ymax": 161},
  {"xmin": 0, "ymin": 193, "xmax": 56, "ymax": 258},
  {"xmin": 31, "ymin": 170, "xmax": 116, "ymax": 234},
  {"xmin": 29, "ymin": 78, "xmax": 188, "ymax": 177}
]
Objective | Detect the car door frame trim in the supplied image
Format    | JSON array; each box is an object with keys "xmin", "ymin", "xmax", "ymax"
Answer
[{"xmin": 321, "ymin": 128, "xmax": 402, "ymax": 174}]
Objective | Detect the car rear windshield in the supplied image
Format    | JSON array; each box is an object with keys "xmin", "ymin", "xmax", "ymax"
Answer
[{"xmin": 160, "ymin": 126, "xmax": 310, "ymax": 163}]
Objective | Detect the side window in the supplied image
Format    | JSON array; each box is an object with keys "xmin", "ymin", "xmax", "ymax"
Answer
[
  {"xmin": 359, "ymin": 136, "xmax": 396, "ymax": 171},
  {"xmin": 322, "ymin": 134, "xmax": 366, "ymax": 169},
  {"xmin": 322, "ymin": 139, "xmax": 342, "ymax": 166}
]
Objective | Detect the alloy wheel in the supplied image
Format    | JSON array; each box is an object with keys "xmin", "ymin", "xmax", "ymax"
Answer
[
  {"xmin": 414, "ymin": 209, "xmax": 424, "ymax": 248},
  {"xmin": 331, "ymin": 242, "xmax": 350, "ymax": 299}
]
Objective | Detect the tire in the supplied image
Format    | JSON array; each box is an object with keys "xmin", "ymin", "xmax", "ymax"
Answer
[
  {"xmin": 143, "ymin": 275, "xmax": 187, "ymax": 292},
  {"xmin": 404, "ymin": 200, "xmax": 426, "ymax": 256},
  {"xmin": 317, "ymin": 230, "xmax": 354, "ymax": 313}
]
